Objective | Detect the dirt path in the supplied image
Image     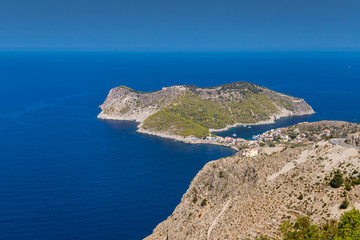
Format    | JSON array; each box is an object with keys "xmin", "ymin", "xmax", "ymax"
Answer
[{"xmin": 207, "ymin": 198, "xmax": 231, "ymax": 240}]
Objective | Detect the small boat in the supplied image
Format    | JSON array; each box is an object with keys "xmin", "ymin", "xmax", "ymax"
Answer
[
  {"xmin": 232, "ymin": 133, "xmax": 237, "ymax": 137},
  {"xmin": 243, "ymin": 125, "xmax": 247, "ymax": 127},
  {"xmin": 248, "ymin": 126, "xmax": 252, "ymax": 128}
]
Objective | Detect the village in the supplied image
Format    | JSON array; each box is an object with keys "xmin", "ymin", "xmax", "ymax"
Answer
[{"xmin": 186, "ymin": 125, "xmax": 332, "ymax": 157}]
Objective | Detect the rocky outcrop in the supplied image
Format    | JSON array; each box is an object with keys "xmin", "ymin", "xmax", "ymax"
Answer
[
  {"xmin": 347, "ymin": 132, "xmax": 360, "ymax": 147},
  {"xmin": 145, "ymin": 140, "xmax": 360, "ymax": 240},
  {"xmin": 98, "ymin": 82, "xmax": 314, "ymax": 138},
  {"xmin": 97, "ymin": 85, "xmax": 187, "ymax": 122}
]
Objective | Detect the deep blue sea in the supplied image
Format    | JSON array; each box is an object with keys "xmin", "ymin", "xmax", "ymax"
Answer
[{"xmin": 0, "ymin": 52, "xmax": 359, "ymax": 240}]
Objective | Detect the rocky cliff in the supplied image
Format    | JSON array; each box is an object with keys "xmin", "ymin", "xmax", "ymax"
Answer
[
  {"xmin": 347, "ymin": 132, "xmax": 360, "ymax": 147},
  {"xmin": 145, "ymin": 121, "xmax": 360, "ymax": 240},
  {"xmin": 98, "ymin": 82, "xmax": 314, "ymax": 138}
]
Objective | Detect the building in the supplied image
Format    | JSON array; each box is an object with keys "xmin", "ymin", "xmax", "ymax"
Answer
[
  {"xmin": 323, "ymin": 129, "xmax": 331, "ymax": 136},
  {"xmin": 241, "ymin": 148, "xmax": 258, "ymax": 157}
]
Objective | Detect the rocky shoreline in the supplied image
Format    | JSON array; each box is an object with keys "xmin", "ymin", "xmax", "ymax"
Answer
[
  {"xmin": 137, "ymin": 128, "xmax": 239, "ymax": 151},
  {"xmin": 128, "ymin": 109, "xmax": 314, "ymax": 151},
  {"xmin": 208, "ymin": 111, "xmax": 314, "ymax": 133}
]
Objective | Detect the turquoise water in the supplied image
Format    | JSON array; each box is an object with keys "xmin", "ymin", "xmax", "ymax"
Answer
[{"xmin": 0, "ymin": 52, "xmax": 359, "ymax": 239}]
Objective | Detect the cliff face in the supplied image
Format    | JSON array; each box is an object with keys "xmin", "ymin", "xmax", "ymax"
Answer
[
  {"xmin": 98, "ymin": 82, "xmax": 314, "ymax": 138},
  {"xmin": 145, "ymin": 139, "xmax": 360, "ymax": 240},
  {"xmin": 347, "ymin": 132, "xmax": 360, "ymax": 147},
  {"xmin": 97, "ymin": 85, "xmax": 187, "ymax": 122}
]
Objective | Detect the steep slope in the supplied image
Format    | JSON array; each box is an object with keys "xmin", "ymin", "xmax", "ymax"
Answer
[
  {"xmin": 347, "ymin": 132, "xmax": 360, "ymax": 147},
  {"xmin": 98, "ymin": 82, "xmax": 314, "ymax": 138},
  {"xmin": 145, "ymin": 121, "xmax": 360, "ymax": 240}
]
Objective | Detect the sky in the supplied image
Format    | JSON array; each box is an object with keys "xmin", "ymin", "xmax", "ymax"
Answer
[{"xmin": 0, "ymin": 0, "xmax": 359, "ymax": 51}]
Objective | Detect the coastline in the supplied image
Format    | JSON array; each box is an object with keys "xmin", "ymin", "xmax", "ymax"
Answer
[
  {"xmin": 137, "ymin": 128, "xmax": 239, "ymax": 151},
  {"xmin": 209, "ymin": 118, "xmax": 277, "ymax": 133},
  {"xmin": 209, "ymin": 112, "xmax": 315, "ymax": 133},
  {"xmin": 99, "ymin": 111, "xmax": 315, "ymax": 151}
]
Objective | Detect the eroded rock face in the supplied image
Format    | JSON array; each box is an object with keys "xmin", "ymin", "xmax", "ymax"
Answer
[
  {"xmin": 347, "ymin": 132, "xmax": 360, "ymax": 147},
  {"xmin": 97, "ymin": 86, "xmax": 187, "ymax": 122},
  {"xmin": 145, "ymin": 141, "xmax": 360, "ymax": 240}
]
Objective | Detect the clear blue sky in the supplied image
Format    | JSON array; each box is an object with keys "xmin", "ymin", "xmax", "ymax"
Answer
[{"xmin": 1, "ymin": 0, "xmax": 359, "ymax": 51}]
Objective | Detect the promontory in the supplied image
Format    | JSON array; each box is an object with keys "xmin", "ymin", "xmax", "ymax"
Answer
[{"xmin": 97, "ymin": 82, "xmax": 314, "ymax": 140}]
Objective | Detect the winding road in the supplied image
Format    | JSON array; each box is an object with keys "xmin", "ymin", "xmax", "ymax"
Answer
[{"xmin": 329, "ymin": 138, "xmax": 360, "ymax": 150}]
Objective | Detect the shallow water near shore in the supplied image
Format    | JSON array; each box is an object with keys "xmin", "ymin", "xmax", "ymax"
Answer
[{"xmin": 0, "ymin": 52, "xmax": 359, "ymax": 239}]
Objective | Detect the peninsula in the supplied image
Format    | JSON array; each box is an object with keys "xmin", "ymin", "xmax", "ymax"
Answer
[
  {"xmin": 98, "ymin": 82, "xmax": 314, "ymax": 146},
  {"xmin": 145, "ymin": 121, "xmax": 360, "ymax": 240}
]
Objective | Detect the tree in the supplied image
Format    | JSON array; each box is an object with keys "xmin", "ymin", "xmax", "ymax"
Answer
[
  {"xmin": 298, "ymin": 193, "xmax": 304, "ymax": 200},
  {"xmin": 330, "ymin": 170, "xmax": 344, "ymax": 188},
  {"xmin": 278, "ymin": 209, "xmax": 360, "ymax": 240},
  {"xmin": 320, "ymin": 219, "xmax": 338, "ymax": 240},
  {"xmin": 345, "ymin": 183, "xmax": 352, "ymax": 191},
  {"xmin": 340, "ymin": 199, "xmax": 349, "ymax": 209},
  {"xmin": 289, "ymin": 131, "xmax": 299, "ymax": 139},
  {"xmin": 280, "ymin": 216, "xmax": 321, "ymax": 240},
  {"xmin": 335, "ymin": 208, "xmax": 360, "ymax": 239}
]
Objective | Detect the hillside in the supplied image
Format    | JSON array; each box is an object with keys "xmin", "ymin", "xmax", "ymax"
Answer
[
  {"xmin": 145, "ymin": 121, "xmax": 360, "ymax": 240},
  {"xmin": 98, "ymin": 82, "xmax": 314, "ymax": 139}
]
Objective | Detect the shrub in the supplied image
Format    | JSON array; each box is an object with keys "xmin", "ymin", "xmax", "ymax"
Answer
[
  {"xmin": 200, "ymin": 198, "xmax": 207, "ymax": 206},
  {"xmin": 352, "ymin": 178, "xmax": 360, "ymax": 185},
  {"xmin": 345, "ymin": 183, "xmax": 352, "ymax": 191},
  {"xmin": 340, "ymin": 199, "xmax": 349, "ymax": 209},
  {"xmin": 298, "ymin": 193, "xmax": 304, "ymax": 200},
  {"xmin": 330, "ymin": 170, "xmax": 344, "ymax": 188},
  {"xmin": 192, "ymin": 196, "xmax": 198, "ymax": 203}
]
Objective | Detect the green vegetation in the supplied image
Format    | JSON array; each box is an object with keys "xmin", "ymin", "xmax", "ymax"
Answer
[
  {"xmin": 324, "ymin": 134, "xmax": 334, "ymax": 140},
  {"xmin": 117, "ymin": 85, "xmax": 155, "ymax": 94},
  {"xmin": 277, "ymin": 98, "xmax": 295, "ymax": 111},
  {"xmin": 289, "ymin": 131, "xmax": 299, "ymax": 139},
  {"xmin": 290, "ymin": 143, "xmax": 306, "ymax": 148},
  {"xmin": 330, "ymin": 170, "xmax": 344, "ymax": 188},
  {"xmin": 280, "ymin": 208, "xmax": 360, "ymax": 240},
  {"xmin": 218, "ymin": 81, "xmax": 262, "ymax": 93},
  {"xmin": 227, "ymin": 92, "xmax": 279, "ymax": 123},
  {"xmin": 345, "ymin": 183, "xmax": 352, "ymax": 191},
  {"xmin": 200, "ymin": 198, "xmax": 207, "ymax": 206},
  {"xmin": 165, "ymin": 92, "xmax": 233, "ymax": 129},
  {"xmin": 142, "ymin": 110, "xmax": 209, "ymax": 138},
  {"xmin": 352, "ymin": 178, "xmax": 360, "ymax": 185},
  {"xmin": 340, "ymin": 199, "xmax": 349, "ymax": 209},
  {"xmin": 142, "ymin": 89, "xmax": 284, "ymax": 137},
  {"xmin": 298, "ymin": 193, "xmax": 304, "ymax": 200},
  {"xmin": 118, "ymin": 86, "xmax": 135, "ymax": 91}
]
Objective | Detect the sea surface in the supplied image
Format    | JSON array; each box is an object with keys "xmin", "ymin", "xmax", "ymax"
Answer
[{"xmin": 0, "ymin": 52, "xmax": 359, "ymax": 239}]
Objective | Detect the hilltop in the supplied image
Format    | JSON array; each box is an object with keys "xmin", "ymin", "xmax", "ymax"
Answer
[
  {"xmin": 98, "ymin": 82, "xmax": 314, "ymax": 140},
  {"xmin": 145, "ymin": 121, "xmax": 360, "ymax": 240}
]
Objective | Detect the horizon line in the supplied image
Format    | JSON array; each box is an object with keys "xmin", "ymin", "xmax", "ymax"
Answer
[{"xmin": 1, "ymin": 47, "xmax": 360, "ymax": 53}]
